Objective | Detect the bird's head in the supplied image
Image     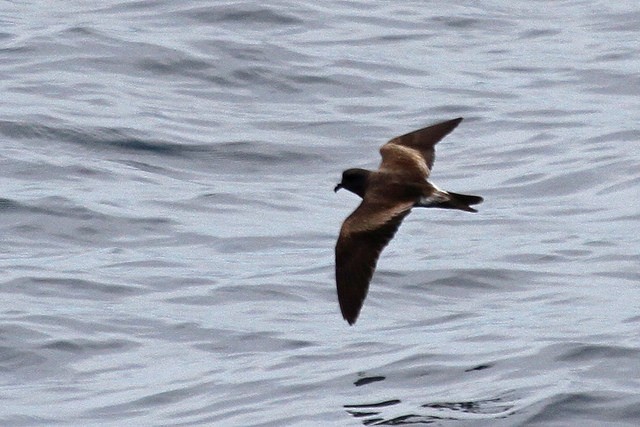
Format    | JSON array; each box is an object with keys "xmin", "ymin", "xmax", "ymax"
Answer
[{"xmin": 334, "ymin": 168, "xmax": 370, "ymax": 198}]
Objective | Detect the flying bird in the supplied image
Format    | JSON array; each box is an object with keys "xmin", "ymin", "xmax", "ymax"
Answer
[{"xmin": 334, "ymin": 117, "xmax": 483, "ymax": 325}]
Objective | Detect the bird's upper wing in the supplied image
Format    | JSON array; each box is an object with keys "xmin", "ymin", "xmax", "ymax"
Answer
[
  {"xmin": 379, "ymin": 117, "xmax": 463, "ymax": 179},
  {"xmin": 335, "ymin": 197, "xmax": 413, "ymax": 325}
]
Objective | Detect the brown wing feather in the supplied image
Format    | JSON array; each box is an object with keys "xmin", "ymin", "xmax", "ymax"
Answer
[
  {"xmin": 379, "ymin": 117, "xmax": 463, "ymax": 177},
  {"xmin": 335, "ymin": 201, "xmax": 412, "ymax": 325}
]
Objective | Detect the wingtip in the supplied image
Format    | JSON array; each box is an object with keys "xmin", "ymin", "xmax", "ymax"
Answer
[
  {"xmin": 342, "ymin": 310, "xmax": 359, "ymax": 325},
  {"xmin": 451, "ymin": 117, "xmax": 464, "ymax": 128}
]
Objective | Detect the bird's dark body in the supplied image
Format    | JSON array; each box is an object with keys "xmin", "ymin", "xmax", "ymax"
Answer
[{"xmin": 334, "ymin": 117, "xmax": 483, "ymax": 325}]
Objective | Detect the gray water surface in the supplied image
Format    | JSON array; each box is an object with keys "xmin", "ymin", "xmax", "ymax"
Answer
[{"xmin": 1, "ymin": 1, "xmax": 640, "ymax": 426}]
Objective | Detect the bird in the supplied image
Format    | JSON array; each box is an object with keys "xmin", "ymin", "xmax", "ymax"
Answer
[{"xmin": 334, "ymin": 117, "xmax": 483, "ymax": 325}]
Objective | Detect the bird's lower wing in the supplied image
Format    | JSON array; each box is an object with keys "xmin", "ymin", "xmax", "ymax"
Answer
[{"xmin": 335, "ymin": 201, "xmax": 412, "ymax": 325}]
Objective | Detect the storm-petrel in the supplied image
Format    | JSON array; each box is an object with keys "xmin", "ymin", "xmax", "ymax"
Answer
[{"xmin": 334, "ymin": 117, "xmax": 483, "ymax": 325}]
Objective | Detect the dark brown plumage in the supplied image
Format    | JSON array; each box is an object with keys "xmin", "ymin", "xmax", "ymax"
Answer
[{"xmin": 334, "ymin": 117, "xmax": 483, "ymax": 325}]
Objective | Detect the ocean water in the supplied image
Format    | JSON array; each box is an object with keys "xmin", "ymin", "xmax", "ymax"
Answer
[{"xmin": 1, "ymin": 1, "xmax": 640, "ymax": 425}]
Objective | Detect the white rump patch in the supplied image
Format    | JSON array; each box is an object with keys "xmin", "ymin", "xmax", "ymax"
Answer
[{"xmin": 417, "ymin": 189, "xmax": 449, "ymax": 207}]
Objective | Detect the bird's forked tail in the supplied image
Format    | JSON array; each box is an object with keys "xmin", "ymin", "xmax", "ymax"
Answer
[{"xmin": 416, "ymin": 190, "xmax": 483, "ymax": 213}]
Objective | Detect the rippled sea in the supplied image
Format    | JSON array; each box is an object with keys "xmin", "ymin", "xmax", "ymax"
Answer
[{"xmin": 2, "ymin": 1, "xmax": 640, "ymax": 426}]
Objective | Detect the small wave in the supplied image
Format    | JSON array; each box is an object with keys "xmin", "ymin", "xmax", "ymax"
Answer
[
  {"xmin": 0, "ymin": 119, "xmax": 201, "ymax": 156},
  {"xmin": 4, "ymin": 276, "xmax": 146, "ymax": 300},
  {"xmin": 181, "ymin": 5, "xmax": 302, "ymax": 26},
  {"xmin": 0, "ymin": 119, "xmax": 326, "ymax": 175}
]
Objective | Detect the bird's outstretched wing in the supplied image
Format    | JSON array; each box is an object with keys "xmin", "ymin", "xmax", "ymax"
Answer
[
  {"xmin": 335, "ymin": 199, "xmax": 413, "ymax": 325},
  {"xmin": 379, "ymin": 117, "xmax": 463, "ymax": 179}
]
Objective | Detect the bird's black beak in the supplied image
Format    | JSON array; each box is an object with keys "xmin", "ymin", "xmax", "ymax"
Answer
[{"xmin": 334, "ymin": 183, "xmax": 343, "ymax": 193}]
